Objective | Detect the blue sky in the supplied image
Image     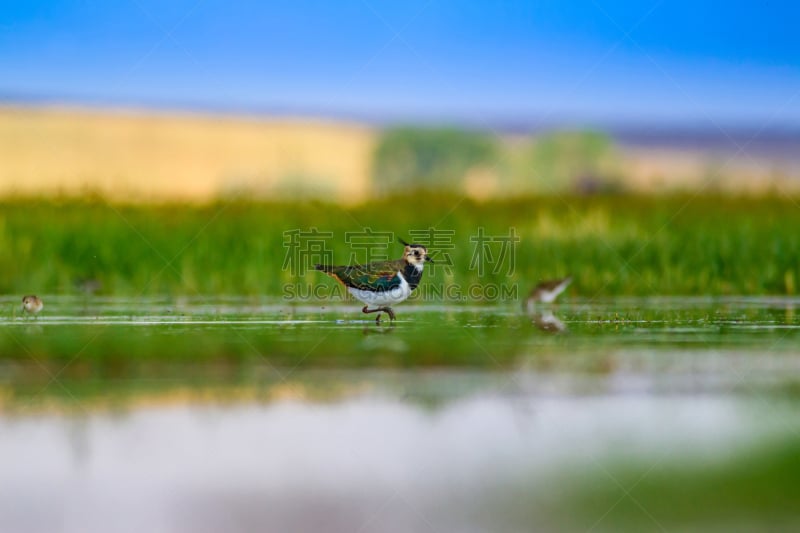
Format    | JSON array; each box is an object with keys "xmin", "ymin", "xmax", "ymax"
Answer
[{"xmin": 1, "ymin": 0, "xmax": 799, "ymax": 125}]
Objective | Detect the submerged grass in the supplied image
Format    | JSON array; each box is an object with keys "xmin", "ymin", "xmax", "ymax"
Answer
[
  {"xmin": 1, "ymin": 299, "xmax": 798, "ymax": 383},
  {"xmin": 0, "ymin": 193, "xmax": 799, "ymax": 298}
]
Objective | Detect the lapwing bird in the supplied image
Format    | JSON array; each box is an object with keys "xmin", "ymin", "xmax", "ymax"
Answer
[
  {"xmin": 315, "ymin": 239, "xmax": 433, "ymax": 323},
  {"xmin": 525, "ymin": 277, "xmax": 572, "ymax": 310},
  {"xmin": 21, "ymin": 295, "xmax": 44, "ymax": 316}
]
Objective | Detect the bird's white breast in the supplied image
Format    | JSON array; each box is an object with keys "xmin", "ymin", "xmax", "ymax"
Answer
[{"xmin": 347, "ymin": 272, "xmax": 412, "ymax": 306}]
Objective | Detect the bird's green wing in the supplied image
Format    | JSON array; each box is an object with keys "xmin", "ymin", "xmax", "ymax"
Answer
[{"xmin": 324, "ymin": 260, "xmax": 405, "ymax": 291}]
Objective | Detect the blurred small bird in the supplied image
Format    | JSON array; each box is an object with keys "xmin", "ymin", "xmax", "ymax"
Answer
[
  {"xmin": 315, "ymin": 239, "xmax": 433, "ymax": 323},
  {"xmin": 525, "ymin": 277, "xmax": 572, "ymax": 309},
  {"xmin": 21, "ymin": 295, "xmax": 44, "ymax": 315},
  {"xmin": 74, "ymin": 277, "xmax": 102, "ymax": 295}
]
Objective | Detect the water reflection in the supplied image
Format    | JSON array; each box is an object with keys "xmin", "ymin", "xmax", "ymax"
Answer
[
  {"xmin": 2, "ymin": 296, "xmax": 800, "ymax": 531},
  {"xmin": 530, "ymin": 310, "xmax": 567, "ymax": 333},
  {"xmin": 1, "ymin": 378, "xmax": 798, "ymax": 533}
]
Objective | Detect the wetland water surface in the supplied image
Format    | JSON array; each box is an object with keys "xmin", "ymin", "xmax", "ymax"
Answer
[{"xmin": 2, "ymin": 296, "xmax": 800, "ymax": 532}]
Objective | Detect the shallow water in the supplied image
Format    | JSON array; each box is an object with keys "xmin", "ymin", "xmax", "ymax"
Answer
[{"xmin": 2, "ymin": 296, "xmax": 800, "ymax": 532}]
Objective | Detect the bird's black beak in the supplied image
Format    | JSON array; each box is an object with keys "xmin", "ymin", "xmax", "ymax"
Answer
[
  {"xmin": 425, "ymin": 256, "xmax": 434, "ymax": 263},
  {"xmin": 398, "ymin": 237, "xmax": 410, "ymax": 246}
]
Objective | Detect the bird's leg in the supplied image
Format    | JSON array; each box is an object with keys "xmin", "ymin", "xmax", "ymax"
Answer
[
  {"xmin": 374, "ymin": 307, "xmax": 395, "ymax": 324},
  {"xmin": 362, "ymin": 305, "xmax": 382, "ymax": 323},
  {"xmin": 361, "ymin": 305, "xmax": 396, "ymax": 324}
]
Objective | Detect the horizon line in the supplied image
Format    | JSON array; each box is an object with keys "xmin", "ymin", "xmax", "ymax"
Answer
[{"xmin": 2, "ymin": 90, "xmax": 800, "ymax": 136}]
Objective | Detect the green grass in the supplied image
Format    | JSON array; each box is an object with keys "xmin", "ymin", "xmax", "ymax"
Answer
[{"xmin": 1, "ymin": 193, "xmax": 799, "ymax": 297}]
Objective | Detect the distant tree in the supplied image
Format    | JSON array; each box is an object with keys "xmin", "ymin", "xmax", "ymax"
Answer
[
  {"xmin": 372, "ymin": 127, "xmax": 498, "ymax": 195},
  {"xmin": 527, "ymin": 130, "xmax": 622, "ymax": 193}
]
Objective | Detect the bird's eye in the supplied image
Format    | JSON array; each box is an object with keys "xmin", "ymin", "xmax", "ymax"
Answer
[{"xmin": 414, "ymin": 250, "xmax": 420, "ymax": 256}]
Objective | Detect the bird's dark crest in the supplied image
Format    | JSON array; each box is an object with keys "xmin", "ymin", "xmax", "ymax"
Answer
[{"xmin": 399, "ymin": 237, "xmax": 427, "ymax": 248}]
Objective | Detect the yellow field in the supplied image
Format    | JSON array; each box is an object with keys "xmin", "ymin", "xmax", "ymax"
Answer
[
  {"xmin": 0, "ymin": 106, "xmax": 376, "ymax": 203},
  {"xmin": 1, "ymin": 105, "xmax": 795, "ymax": 202}
]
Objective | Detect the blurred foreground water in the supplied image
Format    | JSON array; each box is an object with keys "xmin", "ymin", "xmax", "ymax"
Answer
[{"xmin": 2, "ymin": 297, "xmax": 800, "ymax": 532}]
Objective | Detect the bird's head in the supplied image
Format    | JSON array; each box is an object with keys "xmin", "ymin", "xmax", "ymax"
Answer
[
  {"xmin": 399, "ymin": 238, "xmax": 433, "ymax": 270},
  {"xmin": 21, "ymin": 295, "xmax": 41, "ymax": 313}
]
